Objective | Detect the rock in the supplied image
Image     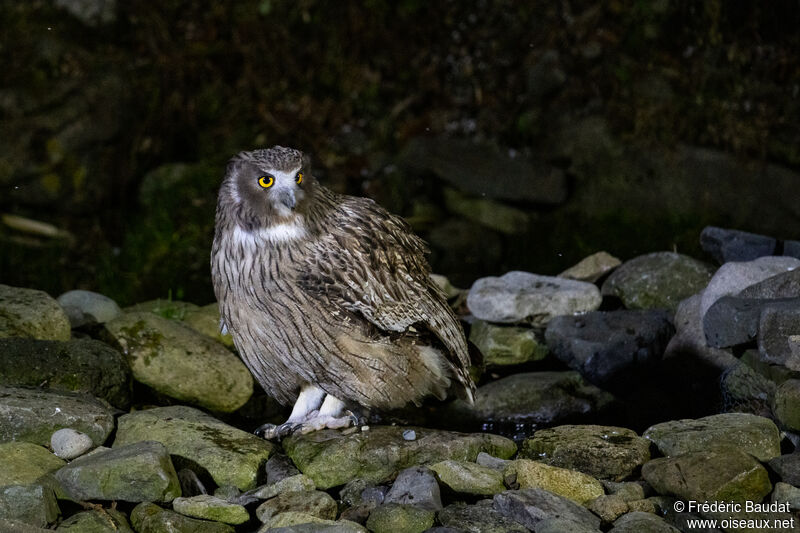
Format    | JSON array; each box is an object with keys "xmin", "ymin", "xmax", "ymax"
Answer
[
  {"xmin": 261, "ymin": 513, "xmax": 367, "ymax": 531},
  {"xmin": 443, "ymin": 187, "xmax": 530, "ymax": 234},
  {"xmin": 601, "ymin": 252, "xmax": 715, "ymax": 311},
  {"xmin": 558, "ymin": 251, "xmax": 621, "ymax": 283},
  {"xmin": 339, "ymin": 479, "xmax": 385, "ymax": 508},
  {"xmin": 699, "ymin": 226, "xmax": 778, "ymax": 264},
  {"xmin": 768, "ymin": 453, "xmax": 800, "ymax": 486},
  {"xmin": 641, "ymin": 447, "xmax": 772, "ymax": 502},
  {"xmin": 251, "ymin": 474, "xmax": 316, "ymax": 500},
  {"xmin": 587, "ymin": 494, "xmax": 628, "ymax": 523},
  {"xmin": 0, "ymin": 519, "xmax": 52, "ymax": 532},
  {"xmin": 703, "ymin": 296, "xmax": 800, "ymax": 348},
  {"xmin": 0, "ymin": 484, "xmax": 59, "ymax": 528},
  {"xmin": 772, "ymin": 482, "xmax": 800, "ymax": 511},
  {"xmin": 172, "ymin": 495, "xmax": 249, "ymax": 525},
  {"xmin": 56, "ymin": 290, "xmax": 121, "ymax": 327},
  {"xmin": 492, "ymin": 488, "xmax": 602, "ymax": 530},
  {"xmin": 365, "ymin": 503, "xmax": 434, "ymax": 533},
  {"xmin": 430, "ymin": 460, "xmax": 506, "ymax": 496},
  {"xmin": 602, "ymin": 481, "xmax": 648, "ymax": 501},
  {"xmin": 1, "ymin": 442, "xmax": 65, "ymax": 485},
  {"xmin": 0, "ymin": 285, "xmax": 71, "ymax": 341},
  {"xmin": 643, "ymin": 412, "xmax": 780, "ymax": 461},
  {"xmin": 398, "ymin": 137, "xmax": 568, "ymax": 205},
  {"xmin": 130, "ymin": 502, "xmax": 234, "ymax": 533},
  {"xmin": 611, "ymin": 511, "xmax": 680, "ymax": 533},
  {"xmin": 282, "ymin": 426, "xmax": 516, "ymax": 489},
  {"xmin": 720, "ymin": 361, "xmax": 776, "ymax": 417},
  {"xmin": 469, "ymin": 320, "xmax": 548, "ymax": 367},
  {"xmin": 437, "ymin": 500, "xmax": 529, "ymax": 533},
  {"xmin": 384, "ymin": 466, "xmax": 442, "ymax": 510},
  {"xmin": 256, "ymin": 490, "xmax": 337, "ymax": 523},
  {"xmin": 504, "ymin": 459, "xmax": 604, "ymax": 505},
  {"xmin": 664, "ymin": 293, "xmax": 738, "ymax": 372},
  {"xmin": 739, "ymin": 269, "xmax": 800, "ymax": 299},
  {"xmin": 699, "ymin": 256, "xmax": 800, "ymax": 317},
  {"xmin": 625, "ymin": 498, "xmax": 658, "ymax": 514},
  {"xmin": 265, "ymin": 454, "xmax": 301, "ymax": 485},
  {"xmin": 476, "ymin": 452, "xmax": 511, "ymax": 472},
  {"xmin": 104, "ymin": 312, "xmax": 252, "ymax": 412},
  {"xmin": 467, "ymin": 271, "xmax": 601, "ymax": 325},
  {"xmin": 0, "ymin": 387, "xmax": 115, "ymax": 446},
  {"xmin": 758, "ymin": 306, "xmax": 800, "ymax": 369},
  {"xmin": 54, "ymin": 441, "xmax": 180, "ymax": 502},
  {"xmin": 56, "ymin": 509, "xmax": 133, "ymax": 532},
  {"xmin": 447, "ymin": 371, "xmax": 615, "ymax": 427},
  {"xmin": 177, "ymin": 469, "xmax": 207, "ymax": 498},
  {"xmin": 181, "ymin": 303, "xmax": 234, "ymax": 348},
  {"xmin": 545, "ymin": 310, "xmax": 674, "ymax": 386},
  {"xmin": 50, "ymin": 428, "xmax": 93, "ymax": 460},
  {"xmin": 536, "ymin": 517, "xmax": 602, "ymax": 533},
  {"xmin": 773, "ymin": 380, "xmax": 800, "ymax": 431},
  {"xmin": 114, "ymin": 405, "xmax": 274, "ymax": 491},
  {"xmin": 0, "ymin": 338, "xmax": 131, "ymax": 408},
  {"xmin": 520, "ymin": 425, "xmax": 651, "ymax": 481}
]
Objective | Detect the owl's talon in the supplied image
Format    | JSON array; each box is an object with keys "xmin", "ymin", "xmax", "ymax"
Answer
[{"xmin": 254, "ymin": 422, "xmax": 299, "ymax": 440}]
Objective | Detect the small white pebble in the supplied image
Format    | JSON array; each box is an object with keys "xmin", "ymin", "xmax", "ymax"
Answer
[
  {"xmin": 51, "ymin": 428, "xmax": 93, "ymax": 460},
  {"xmin": 402, "ymin": 429, "xmax": 416, "ymax": 441},
  {"xmin": 361, "ymin": 425, "xmax": 370, "ymax": 432}
]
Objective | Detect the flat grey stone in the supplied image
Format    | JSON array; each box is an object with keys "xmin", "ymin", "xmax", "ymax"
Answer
[
  {"xmin": 0, "ymin": 484, "xmax": 59, "ymax": 528},
  {"xmin": 0, "ymin": 387, "xmax": 115, "ymax": 446},
  {"xmin": 467, "ymin": 271, "xmax": 601, "ymax": 326},
  {"xmin": 172, "ymin": 495, "xmax": 249, "ymax": 525},
  {"xmin": 0, "ymin": 284, "xmax": 71, "ymax": 341},
  {"xmin": 0, "ymin": 338, "xmax": 131, "ymax": 408},
  {"xmin": 430, "ymin": 460, "xmax": 506, "ymax": 496},
  {"xmin": 700, "ymin": 226, "xmax": 777, "ymax": 264},
  {"xmin": 700, "ymin": 256, "xmax": 800, "ymax": 317},
  {"xmin": 643, "ymin": 412, "xmax": 780, "ymax": 461},
  {"xmin": 492, "ymin": 488, "xmax": 602, "ymax": 530},
  {"xmin": 384, "ymin": 466, "xmax": 442, "ymax": 510},
  {"xmin": 57, "ymin": 290, "xmax": 121, "ymax": 327},
  {"xmin": 437, "ymin": 500, "xmax": 529, "ymax": 533},
  {"xmin": 558, "ymin": 251, "xmax": 621, "ymax": 283},
  {"xmin": 545, "ymin": 310, "xmax": 674, "ymax": 386},
  {"xmin": 601, "ymin": 252, "xmax": 715, "ymax": 311},
  {"xmin": 256, "ymin": 490, "xmax": 337, "ymax": 523},
  {"xmin": 54, "ymin": 441, "xmax": 180, "ymax": 503}
]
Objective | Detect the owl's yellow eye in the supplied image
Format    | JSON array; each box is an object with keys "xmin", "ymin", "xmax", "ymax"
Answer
[
  {"xmin": 258, "ymin": 176, "xmax": 274, "ymax": 188},
  {"xmin": 296, "ymin": 172, "xmax": 303, "ymax": 184}
]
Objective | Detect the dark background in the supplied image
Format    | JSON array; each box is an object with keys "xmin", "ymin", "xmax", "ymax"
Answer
[{"xmin": 2, "ymin": 0, "xmax": 799, "ymax": 305}]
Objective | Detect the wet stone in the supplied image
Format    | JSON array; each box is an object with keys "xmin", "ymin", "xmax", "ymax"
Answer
[
  {"xmin": 700, "ymin": 226, "xmax": 778, "ymax": 264},
  {"xmin": 56, "ymin": 509, "xmax": 133, "ymax": 532},
  {"xmin": 504, "ymin": 459, "xmax": 604, "ymax": 505},
  {"xmin": 545, "ymin": 310, "xmax": 674, "ymax": 386},
  {"xmin": 54, "ymin": 441, "xmax": 181, "ymax": 503},
  {"xmin": 104, "ymin": 312, "xmax": 252, "ymax": 412},
  {"xmin": 521, "ymin": 425, "xmax": 651, "ymax": 481},
  {"xmin": 720, "ymin": 359, "xmax": 776, "ymax": 418},
  {"xmin": 430, "ymin": 460, "xmax": 506, "ymax": 496},
  {"xmin": 1, "ymin": 442, "xmax": 65, "ymax": 485},
  {"xmin": 365, "ymin": 503, "xmax": 434, "ymax": 533},
  {"xmin": 114, "ymin": 405, "xmax": 275, "ymax": 491},
  {"xmin": 467, "ymin": 271, "xmax": 601, "ymax": 326},
  {"xmin": 0, "ymin": 484, "xmax": 59, "ymax": 528},
  {"xmin": 57, "ymin": 290, "xmax": 122, "ymax": 328},
  {"xmin": 0, "ymin": 338, "xmax": 132, "ymax": 408},
  {"xmin": 492, "ymin": 488, "xmax": 602, "ymax": 530},
  {"xmin": 172, "ymin": 495, "xmax": 248, "ymax": 525},
  {"xmin": 437, "ymin": 500, "xmax": 529, "ymax": 533},
  {"xmin": 255, "ymin": 490, "xmax": 337, "ymax": 523},
  {"xmin": 130, "ymin": 502, "xmax": 234, "ymax": 533},
  {"xmin": 283, "ymin": 426, "xmax": 516, "ymax": 490},
  {"xmin": 0, "ymin": 284, "xmax": 71, "ymax": 341},
  {"xmin": 469, "ymin": 320, "xmax": 548, "ymax": 367},
  {"xmin": 601, "ymin": 252, "xmax": 715, "ymax": 311},
  {"xmin": 477, "ymin": 452, "xmax": 511, "ymax": 471},
  {"xmin": 643, "ymin": 412, "xmax": 781, "ymax": 461},
  {"xmin": 641, "ymin": 447, "xmax": 772, "ymax": 502},
  {"xmin": 0, "ymin": 386, "xmax": 115, "ymax": 447},
  {"xmin": 384, "ymin": 466, "xmax": 442, "ymax": 510}
]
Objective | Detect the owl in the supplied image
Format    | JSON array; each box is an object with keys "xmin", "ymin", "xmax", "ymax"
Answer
[{"xmin": 211, "ymin": 146, "xmax": 474, "ymax": 438}]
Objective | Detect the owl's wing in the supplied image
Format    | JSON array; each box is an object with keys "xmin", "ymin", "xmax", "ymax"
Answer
[{"xmin": 298, "ymin": 196, "xmax": 471, "ymax": 382}]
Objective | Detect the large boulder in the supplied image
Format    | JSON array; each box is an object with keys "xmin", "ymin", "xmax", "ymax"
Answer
[{"xmin": 0, "ymin": 285, "xmax": 71, "ymax": 341}]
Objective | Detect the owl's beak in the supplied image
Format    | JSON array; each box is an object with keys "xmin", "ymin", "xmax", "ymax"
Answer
[{"xmin": 276, "ymin": 189, "xmax": 296, "ymax": 211}]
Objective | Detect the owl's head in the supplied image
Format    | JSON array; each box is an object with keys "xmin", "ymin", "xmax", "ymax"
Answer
[{"xmin": 221, "ymin": 146, "xmax": 315, "ymax": 229}]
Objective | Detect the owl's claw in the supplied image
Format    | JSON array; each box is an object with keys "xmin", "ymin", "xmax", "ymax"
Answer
[{"xmin": 254, "ymin": 422, "xmax": 302, "ymax": 440}]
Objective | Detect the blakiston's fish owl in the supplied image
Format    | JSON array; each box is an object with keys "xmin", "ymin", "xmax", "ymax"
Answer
[{"xmin": 211, "ymin": 146, "xmax": 475, "ymax": 438}]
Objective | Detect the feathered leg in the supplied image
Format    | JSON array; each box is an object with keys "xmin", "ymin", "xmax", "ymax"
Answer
[
  {"xmin": 294, "ymin": 394, "xmax": 358, "ymax": 434},
  {"xmin": 255, "ymin": 384, "xmax": 325, "ymax": 439}
]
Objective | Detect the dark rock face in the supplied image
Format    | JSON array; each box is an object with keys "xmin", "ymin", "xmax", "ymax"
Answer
[
  {"xmin": 492, "ymin": 488, "xmax": 602, "ymax": 530},
  {"xmin": 758, "ymin": 307, "xmax": 800, "ymax": 370},
  {"xmin": 702, "ymin": 296, "xmax": 800, "ymax": 348},
  {"xmin": 544, "ymin": 310, "xmax": 674, "ymax": 387},
  {"xmin": 768, "ymin": 453, "xmax": 800, "ymax": 486},
  {"xmin": 700, "ymin": 226, "xmax": 778, "ymax": 264}
]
